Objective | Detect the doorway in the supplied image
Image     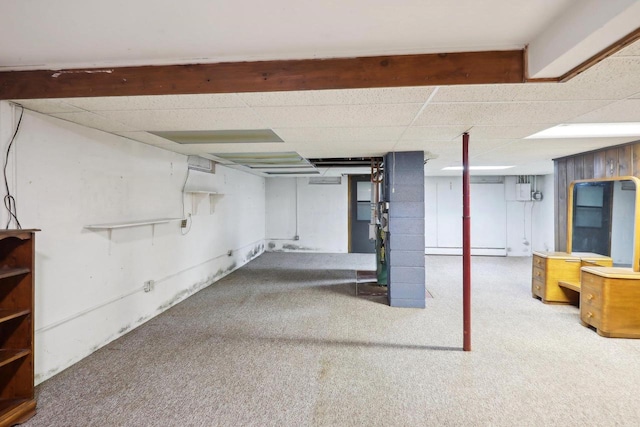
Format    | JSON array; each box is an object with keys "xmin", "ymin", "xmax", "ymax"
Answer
[{"xmin": 349, "ymin": 175, "xmax": 375, "ymax": 253}]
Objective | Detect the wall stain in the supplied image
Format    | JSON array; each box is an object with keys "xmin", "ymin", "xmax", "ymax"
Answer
[{"xmin": 281, "ymin": 243, "xmax": 315, "ymax": 251}]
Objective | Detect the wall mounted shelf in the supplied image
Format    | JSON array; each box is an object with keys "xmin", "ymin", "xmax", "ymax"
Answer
[
  {"xmin": 184, "ymin": 191, "xmax": 224, "ymax": 215},
  {"xmin": 84, "ymin": 218, "xmax": 181, "ymax": 230},
  {"xmin": 184, "ymin": 190, "xmax": 221, "ymax": 195}
]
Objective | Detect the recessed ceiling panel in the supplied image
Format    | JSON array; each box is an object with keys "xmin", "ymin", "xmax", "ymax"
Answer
[
  {"xmin": 149, "ymin": 129, "xmax": 283, "ymax": 144},
  {"xmin": 98, "ymin": 108, "xmax": 264, "ymax": 131},
  {"xmin": 211, "ymin": 151, "xmax": 316, "ymax": 173}
]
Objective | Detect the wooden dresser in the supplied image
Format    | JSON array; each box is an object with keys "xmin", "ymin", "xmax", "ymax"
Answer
[
  {"xmin": 580, "ymin": 266, "xmax": 640, "ymax": 338},
  {"xmin": 532, "ymin": 251, "xmax": 612, "ymax": 304}
]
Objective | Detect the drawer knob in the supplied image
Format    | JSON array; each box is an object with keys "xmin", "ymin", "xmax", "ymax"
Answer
[
  {"xmin": 586, "ymin": 312, "xmax": 593, "ymax": 318},
  {"xmin": 536, "ymin": 271, "xmax": 541, "ymax": 277},
  {"xmin": 536, "ymin": 285, "xmax": 541, "ymax": 290},
  {"xmin": 587, "ymin": 294, "xmax": 594, "ymax": 301}
]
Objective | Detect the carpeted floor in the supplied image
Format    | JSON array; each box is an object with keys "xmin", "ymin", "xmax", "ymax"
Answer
[{"xmin": 24, "ymin": 253, "xmax": 640, "ymax": 426}]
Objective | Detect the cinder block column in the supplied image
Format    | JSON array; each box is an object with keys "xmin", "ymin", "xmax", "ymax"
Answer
[{"xmin": 384, "ymin": 151, "xmax": 425, "ymax": 308}]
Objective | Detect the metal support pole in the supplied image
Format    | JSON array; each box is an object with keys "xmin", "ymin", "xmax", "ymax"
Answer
[{"xmin": 462, "ymin": 132, "xmax": 471, "ymax": 351}]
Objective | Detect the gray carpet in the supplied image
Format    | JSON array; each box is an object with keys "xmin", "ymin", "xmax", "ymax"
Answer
[{"xmin": 25, "ymin": 254, "xmax": 640, "ymax": 426}]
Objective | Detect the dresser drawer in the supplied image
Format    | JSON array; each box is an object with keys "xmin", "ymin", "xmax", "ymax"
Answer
[
  {"xmin": 581, "ymin": 306, "xmax": 602, "ymax": 329},
  {"xmin": 532, "ymin": 278, "xmax": 544, "ymax": 298},
  {"xmin": 580, "ymin": 272, "xmax": 604, "ymax": 329},
  {"xmin": 533, "ymin": 255, "xmax": 545, "ymax": 268},
  {"xmin": 532, "ymin": 266, "xmax": 545, "ymax": 282}
]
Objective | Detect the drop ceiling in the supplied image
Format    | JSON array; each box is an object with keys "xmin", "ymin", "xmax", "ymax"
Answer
[{"xmin": 2, "ymin": 1, "xmax": 640, "ymax": 176}]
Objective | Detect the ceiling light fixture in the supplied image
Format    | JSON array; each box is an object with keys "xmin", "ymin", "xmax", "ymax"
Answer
[
  {"xmin": 525, "ymin": 123, "xmax": 640, "ymax": 139},
  {"xmin": 441, "ymin": 166, "xmax": 514, "ymax": 171}
]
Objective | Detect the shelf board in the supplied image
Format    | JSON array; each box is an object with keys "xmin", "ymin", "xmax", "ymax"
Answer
[
  {"xmin": 84, "ymin": 218, "xmax": 181, "ymax": 230},
  {"xmin": 0, "ymin": 230, "xmax": 40, "ymax": 242},
  {"xmin": 0, "ymin": 268, "xmax": 30, "ymax": 280},
  {"xmin": 0, "ymin": 349, "xmax": 31, "ymax": 369},
  {"xmin": 184, "ymin": 190, "xmax": 221, "ymax": 195},
  {"xmin": 0, "ymin": 309, "xmax": 30, "ymax": 324},
  {"xmin": 0, "ymin": 399, "xmax": 35, "ymax": 424}
]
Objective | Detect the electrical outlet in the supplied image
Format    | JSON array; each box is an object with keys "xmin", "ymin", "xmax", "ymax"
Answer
[
  {"xmin": 180, "ymin": 219, "xmax": 188, "ymax": 228},
  {"xmin": 144, "ymin": 280, "xmax": 154, "ymax": 292}
]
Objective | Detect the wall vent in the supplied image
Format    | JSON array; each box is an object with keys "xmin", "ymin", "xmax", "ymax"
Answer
[
  {"xmin": 187, "ymin": 156, "xmax": 215, "ymax": 173},
  {"xmin": 470, "ymin": 176, "xmax": 504, "ymax": 184},
  {"xmin": 309, "ymin": 177, "xmax": 342, "ymax": 185}
]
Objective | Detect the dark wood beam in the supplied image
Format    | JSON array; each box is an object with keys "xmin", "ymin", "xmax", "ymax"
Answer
[{"xmin": 0, "ymin": 50, "xmax": 524, "ymax": 100}]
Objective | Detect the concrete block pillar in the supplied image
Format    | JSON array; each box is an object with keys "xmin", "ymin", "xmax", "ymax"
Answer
[{"xmin": 384, "ymin": 151, "xmax": 425, "ymax": 308}]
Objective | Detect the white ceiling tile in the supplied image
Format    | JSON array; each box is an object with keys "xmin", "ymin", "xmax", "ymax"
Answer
[
  {"xmin": 404, "ymin": 139, "xmax": 511, "ymax": 160},
  {"xmin": 274, "ymin": 126, "xmax": 405, "ymax": 142},
  {"xmin": 414, "ymin": 100, "xmax": 612, "ymax": 126},
  {"xmin": 569, "ymin": 99, "xmax": 640, "ymax": 123},
  {"xmin": 433, "ymin": 57, "xmax": 640, "ymax": 102},
  {"xmin": 432, "ymin": 85, "xmax": 522, "ymax": 103},
  {"xmin": 472, "ymin": 137, "xmax": 638, "ymax": 163},
  {"xmin": 297, "ymin": 140, "xmax": 400, "ymax": 158},
  {"xmin": 563, "ymin": 56, "xmax": 640, "ymax": 100},
  {"xmin": 253, "ymin": 104, "xmax": 422, "ymax": 128},
  {"xmin": 98, "ymin": 108, "xmax": 264, "ymax": 131},
  {"xmin": 469, "ymin": 124, "xmax": 553, "ymax": 140},
  {"xmin": 14, "ymin": 99, "xmax": 83, "ymax": 114},
  {"xmin": 50, "ymin": 111, "xmax": 136, "ymax": 132},
  {"xmin": 239, "ymin": 87, "xmax": 435, "ymax": 107},
  {"xmin": 65, "ymin": 94, "xmax": 246, "ymax": 111},
  {"xmin": 401, "ymin": 126, "xmax": 469, "ymax": 141}
]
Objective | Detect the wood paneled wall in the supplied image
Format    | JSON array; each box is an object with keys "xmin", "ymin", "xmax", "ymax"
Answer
[{"xmin": 554, "ymin": 140, "xmax": 640, "ymax": 251}]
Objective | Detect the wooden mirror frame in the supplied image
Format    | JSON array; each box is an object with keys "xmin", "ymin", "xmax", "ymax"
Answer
[{"xmin": 567, "ymin": 176, "xmax": 640, "ymax": 272}]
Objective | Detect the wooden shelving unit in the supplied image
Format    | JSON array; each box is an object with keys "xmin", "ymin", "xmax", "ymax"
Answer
[{"xmin": 0, "ymin": 229, "xmax": 38, "ymax": 426}]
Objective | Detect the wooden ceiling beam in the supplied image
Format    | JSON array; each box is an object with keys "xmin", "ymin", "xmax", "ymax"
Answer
[{"xmin": 0, "ymin": 50, "xmax": 524, "ymax": 100}]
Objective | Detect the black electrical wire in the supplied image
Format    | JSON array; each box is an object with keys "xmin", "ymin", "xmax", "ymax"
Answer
[{"xmin": 4, "ymin": 106, "xmax": 24, "ymax": 229}]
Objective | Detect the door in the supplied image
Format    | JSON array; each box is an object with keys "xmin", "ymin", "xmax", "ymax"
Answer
[{"xmin": 349, "ymin": 175, "xmax": 375, "ymax": 253}]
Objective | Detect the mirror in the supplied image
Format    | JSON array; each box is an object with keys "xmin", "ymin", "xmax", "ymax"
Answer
[{"xmin": 567, "ymin": 176, "xmax": 640, "ymax": 271}]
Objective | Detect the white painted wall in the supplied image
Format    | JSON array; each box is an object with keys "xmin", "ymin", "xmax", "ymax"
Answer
[
  {"xmin": 0, "ymin": 103, "xmax": 266, "ymax": 384},
  {"xmin": 610, "ymin": 181, "xmax": 635, "ymax": 266},
  {"xmin": 425, "ymin": 175, "xmax": 553, "ymax": 256},
  {"xmin": 425, "ymin": 177, "xmax": 507, "ymax": 256},
  {"xmin": 265, "ymin": 177, "xmax": 348, "ymax": 252}
]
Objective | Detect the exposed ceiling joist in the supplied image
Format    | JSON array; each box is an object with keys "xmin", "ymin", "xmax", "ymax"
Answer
[{"xmin": 0, "ymin": 50, "xmax": 525, "ymax": 100}]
